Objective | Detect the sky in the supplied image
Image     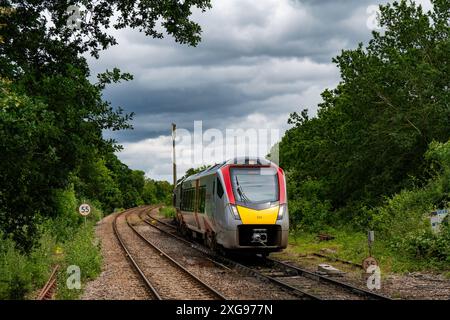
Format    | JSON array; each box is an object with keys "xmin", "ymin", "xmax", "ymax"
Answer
[{"xmin": 87, "ymin": 0, "xmax": 433, "ymax": 182}]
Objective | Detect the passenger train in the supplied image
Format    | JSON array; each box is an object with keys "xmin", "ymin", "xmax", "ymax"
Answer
[{"xmin": 174, "ymin": 157, "xmax": 288, "ymax": 255}]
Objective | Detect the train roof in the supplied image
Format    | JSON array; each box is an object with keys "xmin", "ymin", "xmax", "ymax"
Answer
[{"xmin": 177, "ymin": 157, "xmax": 275, "ymax": 185}]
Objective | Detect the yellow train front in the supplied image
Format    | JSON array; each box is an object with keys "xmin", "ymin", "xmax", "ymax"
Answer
[{"xmin": 174, "ymin": 157, "xmax": 289, "ymax": 255}]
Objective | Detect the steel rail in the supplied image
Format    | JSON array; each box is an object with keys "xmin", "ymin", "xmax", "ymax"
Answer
[
  {"xmin": 37, "ymin": 265, "xmax": 59, "ymax": 300},
  {"xmin": 264, "ymin": 257, "xmax": 392, "ymax": 300},
  {"xmin": 312, "ymin": 252, "xmax": 363, "ymax": 269},
  {"xmin": 143, "ymin": 210, "xmax": 320, "ymax": 300},
  {"xmin": 146, "ymin": 210, "xmax": 392, "ymax": 300},
  {"xmin": 113, "ymin": 209, "xmax": 162, "ymax": 300},
  {"xmin": 126, "ymin": 209, "xmax": 227, "ymax": 300}
]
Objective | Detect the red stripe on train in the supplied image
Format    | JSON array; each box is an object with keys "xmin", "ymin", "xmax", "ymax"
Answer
[
  {"xmin": 220, "ymin": 165, "xmax": 236, "ymax": 204},
  {"xmin": 277, "ymin": 167, "xmax": 286, "ymax": 204}
]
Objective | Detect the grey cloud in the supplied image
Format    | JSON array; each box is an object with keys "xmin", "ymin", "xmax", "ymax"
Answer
[{"xmin": 86, "ymin": 0, "xmax": 422, "ymax": 179}]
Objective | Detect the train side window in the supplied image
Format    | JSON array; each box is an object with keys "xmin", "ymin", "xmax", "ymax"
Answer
[
  {"xmin": 198, "ymin": 186, "xmax": 206, "ymax": 213},
  {"xmin": 216, "ymin": 177, "xmax": 224, "ymax": 198},
  {"xmin": 182, "ymin": 190, "xmax": 187, "ymax": 211},
  {"xmin": 188, "ymin": 189, "xmax": 193, "ymax": 211},
  {"xmin": 190, "ymin": 189, "xmax": 195, "ymax": 212},
  {"xmin": 181, "ymin": 190, "xmax": 184, "ymax": 210}
]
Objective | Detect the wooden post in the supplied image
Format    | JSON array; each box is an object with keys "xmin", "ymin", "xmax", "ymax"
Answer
[{"xmin": 172, "ymin": 123, "xmax": 177, "ymax": 189}]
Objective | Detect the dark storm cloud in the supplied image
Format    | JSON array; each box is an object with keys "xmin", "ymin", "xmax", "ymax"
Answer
[
  {"xmin": 103, "ymin": 83, "xmax": 248, "ymax": 141},
  {"xmin": 100, "ymin": 54, "xmax": 338, "ymax": 142},
  {"xmin": 85, "ymin": 0, "xmax": 432, "ymax": 180}
]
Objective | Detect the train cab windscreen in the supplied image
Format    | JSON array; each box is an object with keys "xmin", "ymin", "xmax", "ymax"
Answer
[{"xmin": 230, "ymin": 167, "xmax": 279, "ymax": 204}]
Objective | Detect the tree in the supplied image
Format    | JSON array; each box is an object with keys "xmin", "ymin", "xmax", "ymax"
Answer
[
  {"xmin": 0, "ymin": 0, "xmax": 211, "ymax": 251},
  {"xmin": 141, "ymin": 179, "xmax": 173, "ymax": 205},
  {"xmin": 279, "ymin": 0, "xmax": 450, "ymax": 227}
]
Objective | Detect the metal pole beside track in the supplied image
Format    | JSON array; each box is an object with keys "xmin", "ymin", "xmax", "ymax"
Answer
[{"xmin": 172, "ymin": 123, "xmax": 177, "ymax": 191}]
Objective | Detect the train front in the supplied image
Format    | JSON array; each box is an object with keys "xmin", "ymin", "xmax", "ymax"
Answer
[{"xmin": 219, "ymin": 159, "xmax": 289, "ymax": 254}]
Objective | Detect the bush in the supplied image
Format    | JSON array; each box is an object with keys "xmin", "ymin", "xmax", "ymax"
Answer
[
  {"xmin": 0, "ymin": 236, "xmax": 34, "ymax": 299},
  {"xmin": 159, "ymin": 206, "xmax": 176, "ymax": 219},
  {"xmin": 56, "ymin": 222, "xmax": 102, "ymax": 299},
  {"xmin": 0, "ymin": 186, "xmax": 103, "ymax": 300},
  {"xmin": 287, "ymin": 178, "xmax": 331, "ymax": 232},
  {"xmin": 367, "ymin": 140, "xmax": 450, "ymax": 267},
  {"xmin": 0, "ymin": 230, "xmax": 55, "ymax": 300},
  {"xmin": 402, "ymin": 230, "xmax": 450, "ymax": 261},
  {"xmin": 370, "ymin": 187, "xmax": 435, "ymax": 239}
]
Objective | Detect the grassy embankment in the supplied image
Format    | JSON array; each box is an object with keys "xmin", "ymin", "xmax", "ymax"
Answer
[{"xmin": 0, "ymin": 187, "xmax": 104, "ymax": 299}]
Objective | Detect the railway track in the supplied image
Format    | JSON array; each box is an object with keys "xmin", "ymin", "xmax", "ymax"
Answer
[
  {"xmin": 113, "ymin": 207, "xmax": 226, "ymax": 300},
  {"xmin": 145, "ymin": 208, "xmax": 392, "ymax": 300},
  {"xmin": 37, "ymin": 265, "xmax": 59, "ymax": 300},
  {"xmin": 142, "ymin": 210, "xmax": 318, "ymax": 300},
  {"xmin": 113, "ymin": 208, "xmax": 161, "ymax": 299},
  {"xmin": 247, "ymin": 257, "xmax": 392, "ymax": 300}
]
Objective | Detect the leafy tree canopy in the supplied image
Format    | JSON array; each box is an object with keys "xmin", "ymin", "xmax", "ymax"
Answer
[
  {"xmin": 0, "ymin": 0, "xmax": 209, "ymax": 251},
  {"xmin": 280, "ymin": 0, "xmax": 449, "ymax": 227}
]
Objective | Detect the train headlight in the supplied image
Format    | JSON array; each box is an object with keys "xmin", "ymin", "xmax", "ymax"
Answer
[
  {"xmin": 278, "ymin": 204, "xmax": 287, "ymax": 220},
  {"xmin": 229, "ymin": 204, "xmax": 241, "ymax": 220}
]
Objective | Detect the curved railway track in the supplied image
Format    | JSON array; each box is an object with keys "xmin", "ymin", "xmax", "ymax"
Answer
[
  {"xmin": 144, "ymin": 208, "xmax": 392, "ymax": 300},
  {"xmin": 113, "ymin": 207, "xmax": 226, "ymax": 300},
  {"xmin": 142, "ymin": 210, "xmax": 318, "ymax": 300},
  {"xmin": 113, "ymin": 208, "xmax": 161, "ymax": 299}
]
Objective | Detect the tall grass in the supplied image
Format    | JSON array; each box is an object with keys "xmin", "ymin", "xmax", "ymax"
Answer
[
  {"xmin": 0, "ymin": 187, "xmax": 103, "ymax": 299},
  {"xmin": 159, "ymin": 206, "xmax": 176, "ymax": 219}
]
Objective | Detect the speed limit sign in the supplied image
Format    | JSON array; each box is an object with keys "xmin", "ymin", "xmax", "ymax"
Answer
[{"xmin": 79, "ymin": 204, "xmax": 91, "ymax": 216}]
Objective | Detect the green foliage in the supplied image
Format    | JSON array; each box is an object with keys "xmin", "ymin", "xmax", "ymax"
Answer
[
  {"xmin": 0, "ymin": 189, "xmax": 103, "ymax": 300},
  {"xmin": 0, "ymin": 235, "xmax": 37, "ymax": 299},
  {"xmin": 0, "ymin": 229, "xmax": 55, "ymax": 299},
  {"xmin": 288, "ymin": 140, "xmax": 450, "ymax": 271},
  {"xmin": 399, "ymin": 227, "xmax": 450, "ymax": 262},
  {"xmin": 0, "ymin": 1, "xmax": 212, "ymax": 66},
  {"xmin": 0, "ymin": 79, "xmax": 58, "ymax": 251},
  {"xmin": 0, "ymin": 0, "xmax": 209, "ymax": 252},
  {"xmin": 370, "ymin": 187, "xmax": 435, "ymax": 239},
  {"xmin": 56, "ymin": 222, "xmax": 102, "ymax": 300},
  {"xmin": 286, "ymin": 174, "xmax": 331, "ymax": 232},
  {"xmin": 143, "ymin": 179, "xmax": 173, "ymax": 205},
  {"xmin": 159, "ymin": 206, "xmax": 176, "ymax": 219},
  {"xmin": 0, "ymin": 0, "xmax": 209, "ymax": 298},
  {"xmin": 280, "ymin": 0, "xmax": 450, "ymax": 227},
  {"xmin": 368, "ymin": 140, "xmax": 450, "ymax": 265},
  {"xmin": 278, "ymin": 1, "xmax": 450, "ymax": 270}
]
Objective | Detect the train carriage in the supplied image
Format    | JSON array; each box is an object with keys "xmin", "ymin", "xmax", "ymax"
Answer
[{"xmin": 174, "ymin": 157, "xmax": 289, "ymax": 255}]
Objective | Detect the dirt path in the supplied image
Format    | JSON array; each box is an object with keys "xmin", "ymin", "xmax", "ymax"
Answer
[{"xmin": 81, "ymin": 211, "xmax": 150, "ymax": 300}]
